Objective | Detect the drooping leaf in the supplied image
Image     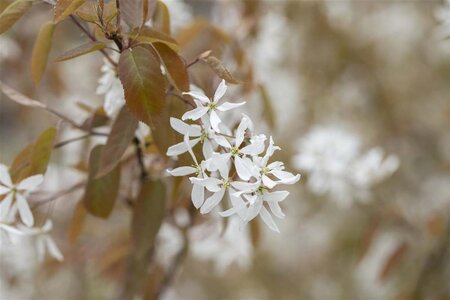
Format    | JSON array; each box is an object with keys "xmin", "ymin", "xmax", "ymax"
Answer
[
  {"xmin": 119, "ymin": 0, "xmax": 156, "ymax": 30},
  {"xmin": 152, "ymin": 0, "xmax": 170, "ymax": 34},
  {"xmin": 0, "ymin": 80, "xmax": 47, "ymax": 109},
  {"xmin": 0, "ymin": 0, "xmax": 32, "ymax": 34},
  {"xmin": 83, "ymin": 145, "xmax": 121, "ymax": 219},
  {"xmin": 80, "ymin": 106, "xmax": 109, "ymax": 130},
  {"xmin": 31, "ymin": 21, "xmax": 56, "ymax": 84},
  {"xmin": 128, "ymin": 27, "xmax": 179, "ymax": 52},
  {"xmin": 54, "ymin": 0, "xmax": 86, "ymax": 23},
  {"xmin": 56, "ymin": 41, "xmax": 107, "ymax": 62},
  {"xmin": 9, "ymin": 127, "xmax": 57, "ymax": 182},
  {"xmin": 68, "ymin": 199, "xmax": 86, "ymax": 245},
  {"xmin": 122, "ymin": 179, "xmax": 166, "ymax": 298},
  {"xmin": 97, "ymin": 107, "xmax": 138, "ymax": 178},
  {"xmin": 118, "ymin": 45, "xmax": 165, "ymax": 128},
  {"xmin": 258, "ymin": 84, "xmax": 276, "ymax": 130},
  {"xmin": 379, "ymin": 242, "xmax": 408, "ymax": 281},
  {"xmin": 153, "ymin": 42, "xmax": 189, "ymax": 92},
  {"xmin": 202, "ymin": 55, "xmax": 240, "ymax": 84}
]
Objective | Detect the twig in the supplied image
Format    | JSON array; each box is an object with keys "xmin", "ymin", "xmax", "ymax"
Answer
[
  {"xmin": 53, "ymin": 132, "xmax": 108, "ymax": 149},
  {"xmin": 166, "ymin": 91, "xmax": 195, "ymax": 108},
  {"xmin": 70, "ymin": 15, "xmax": 118, "ymax": 67},
  {"xmin": 46, "ymin": 107, "xmax": 108, "ymax": 136},
  {"xmin": 32, "ymin": 181, "xmax": 86, "ymax": 208},
  {"xmin": 133, "ymin": 137, "xmax": 148, "ymax": 180}
]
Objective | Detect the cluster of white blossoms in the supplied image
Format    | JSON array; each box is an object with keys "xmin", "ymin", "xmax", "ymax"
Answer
[
  {"xmin": 0, "ymin": 164, "xmax": 63, "ymax": 262},
  {"xmin": 293, "ymin": 126, "xmax": 399, "ymax": 207},
  {"xmin": 166, "ymin": 80, "xmax": 300, "ymax": 232}
]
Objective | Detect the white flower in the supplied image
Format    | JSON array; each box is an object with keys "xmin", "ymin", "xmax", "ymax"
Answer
[
  {"xmin": 0, "ymin": 35, "xmax": 21, "ymax": 63},
  {"xmin": 0, "ymin": 164, "xmax": 43, "ymax": 227},
  {"xmin": 97, "ymin": 57, "xmax": 125, "ymax": 117},
  {"xmin": 0, "ymin": 205, "xmax": 23, "ymax": 242},
  {"xmin": 182, "ymin": 80, "xmax": 245, "ymax": 133},
  {"xmin": 18, "ymin": 220, "xmax": 63, "ymax": 262},
  {"xmin": 293, "ymin": 125, "xmax": 399, "ymax": 206}
]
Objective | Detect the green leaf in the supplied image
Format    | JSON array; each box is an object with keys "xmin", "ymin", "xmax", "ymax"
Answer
[
  {"xmin": 56, "ymin": 41, "xmax": 107, "ymax": 62},
  {"xmin": 122, "ymin": 179, "xmax": 166, "ymax": 298},
  {"xmin": 31, "ymin": 21, "xmax": 56, "ymax": 84},
  {"xmin": 0, "ymin": 0, "xmax": 32, "ymax": 34},
  {"xmin": 97, "ymin": 107, "xmax": 138, "ymax": 178},
  {"xmin": 152, "ymin": 0, "xmax": 170, "ymax": 34},
  {"xmin": 83, "ymin": 145, "xmax": 121, "ymax": 219},
  {"xmin": 153, "ymin": 42, "xmax": 189, "ymax": 92},
  {"xmin": 54, "ymin": 0, "xmax": 86, "ymax": 23},
  {"xmin": 118, "ymin": 46, "xmax": 165, "ymax": 128},
  {"xmin": 128, "ymin": 27, "xmax": 179, "ymax": 52},
  {"xmin": 202, "ymin": 55, "xmax": 240, "ymax": 84},
  {"xmin": 9, "ymin": 127, "xmax": 57, "ymax": 182}
]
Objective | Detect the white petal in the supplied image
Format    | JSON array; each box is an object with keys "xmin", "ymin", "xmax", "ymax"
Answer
[
  {"xmin": 245, "ymin": 199, "xmax": 262, "ymax": 222},
  {"xmin": 45, "ymin": 236, "xmax": 64, "ymax": 261},
  {"xmin": 259, "ymin": 206, "xmax": 280, "ymax": 232},
  {"xmin": 202, "ymin": 140, "xmax": 214, "ymax": 160},
  {"xmin": 229, "ymin": 189, "xmax": 248, "ymax": 219},
  {"xmin": 190, "ymin": 177, "xmax": 222, "ymax": 192},
  {"xmin": 235, "ymin": 116, "xmax": 250, "ymax": 147},
  {"xmin": 231, "ymin": 180, "xmax": 259, "ymax": 192},
  {"xmin": 0, "ymin": 186, "xmax": 11, "ymax": 195},
  {"xmin": 216, "ymin": 101, "xmax": 246, "ymax": 111},
  {"xmin": 234, "ymin": 156, "xmax": 253, "ymax": 181},
  {"xmin": 166, "ymin": 138, "xmax": 200, "ymax": 156},
  {"xmin": 181, "ymin": 106, "xmax": 208, "ymax": 121},
  {"xmin": 182, "ymin": 91, "xmax": 210, "ymax": 104},
  {"xmin": 17, "ymin": 175, "xmax": 44, "ymax": 191},
  {"xmin": 218, "ymin": 207, "xmax": 236, "ymax": 217},
  {"xmin": 267, "ymin": 201, "xmax": 285, "ymax": 219},
  {"xmin": 0, "ymin": 193, "xmax": 13, "ymax": 220},
  {"xmin": 0, "ymin": 223, "xmax": 23, "ymax": 235},
  {"xmin": 263, "ymin": 191, "xmax": 289, "ymax": 202},
  {"xmin": 167, "ymin": 166, "xmax": 197, "ymax": 176},
  {"xmin": 170, "ymin": 118, "xmax": 201, "ymax": 136},
  {"xmin": 213, "ymin": 79, "xmax": 227, "ymax": 102},
  {"xmin": 271, "ymin": 170, "xmax": 301, "ymax": 185},
  {"xmin": 214, "ymin": 135, "xmax": 232, "ymax": 148},
  {"xmin": 191, "ymin": 184, "xmax": 204, "ymax": 209},
  {"xmin": 200, "ymin": 188, "xmax": 226, "ymax": 214},
  {"xmin": 36, "ymin": 237, "xmax": 46, "ymax": 262},
  {"xmin": 16, "ymin": 193, "xmax": 34, "ymax": 227},
  {"xmin": 42, "ymin": 219, "xmax": 53, "ymax": 232},
  {"xmin": 209, "ymin": 110, "xmax": 222, "ymax": 133},
  {"xmin": 0, "ymin": 164, "xmax": 12, "ymax": 187},
  {"xmin": 262, "ymin": 175, "xmax": 277, "ymax": 189}
]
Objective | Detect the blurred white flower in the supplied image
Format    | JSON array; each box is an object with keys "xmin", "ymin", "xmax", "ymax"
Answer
[
  {"xmin": 293, "ymin": 126, "xmax": 399, "ymax": 206},
  {"xmin": 0, "ymin": 35, "xmax": 21, "ymax": 62},
  {"xmin": 96, "ymin": 57, "xmax": 125, "ymax": 117},
  {"xmin": 0, "ymin": 164, "xmax": 44, "ymax": 227},
  {"xmin": 18, "ymin": 220, "xmax": 63, "ymax": 262},
  {"xmin": 189, "ymin": 216, "xmax": 253, "ymax": 275}
]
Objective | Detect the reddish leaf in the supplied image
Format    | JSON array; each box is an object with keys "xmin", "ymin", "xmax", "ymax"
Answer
[
  {"xmin": 54, "ymin": 0, "xmax": 86, "ymax": 23},
  {"xmin": 129, "ymin": 27, "xmax": 179, "ymax": 52},
  {"xmin": 118, "ymin": 46, "xmax": 165, "ymax": 128},
  {"xmin": 152, "ymin": 0, "xmax": 170, "ymax": 34},
  {"xmin": 67, "ymin": 199, "xmax": 86, "ymax": 245},
  {"xmin": 119, "ymin": 0, "xmax": 156, "ymax": 30},
  {"xmin": 31, "ymin": 21, "xmax": 56, "ymax": 84},
  {"xmin": 153, "ymin": 42, "xmax": 189, "ymax": 92},
  {"xmin": 56, "ymin": 40, "xmax": 107, "ymax": 62}
]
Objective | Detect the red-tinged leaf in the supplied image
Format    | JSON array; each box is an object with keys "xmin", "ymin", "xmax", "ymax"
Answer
[
  {"xmin": 129, "ymin": 27, "xmax": 179, "ymax": 52},
  {"xmin": 379, "ymin": 242, "xmax": 408, "ymax": 281},
  {"xmin": 153, "ymin": 42, "xmax": 189, "ymax": 92},
  {"xmin": 118, "ymin": 46, "xmax": 165, "ymax": 128},
  {"xmin": 54, "ymin": 0, "xmax": 86, "ymax": 23},
  {"xmin": 83, "ymin": 145, "xmax": 121, "ymax": 219},
  {"xmin": 0, "ymin": 80, "xmax": 47, "ymax": 108},
  {"xmin": 56, "ymin": 41, "xmax": 107, "ymax": 62},
  {"xmin": 31, "ymin": 21, "xmax": 56, "ymax": 84},
  {"xmin": 202, "ymin": 56, "xmax": 240, "ymax": 84},
  {"xmin": 97, "ymin": 107, "xmax": 138, "ymax": 178},
  {"xmin": 152, "ymin": 0, "xmax": 170, "ymax": 34},
  {"xmin": 0, "ymin": 0, "xmax": 32, "ymax": 34},
  {"xmin": 9, "ymin": 127, "xmax": 57, "ymax": 182},
  {"xmin": 119, "ymin": 0, "xmax": 156, "ymax": 30},
  {"xmin": 67, "ymin": 199, "xmax": 86, "ymax": 245},
  {"xmin": 80, "ymin": 106, "xmax": 109, "ymax": 130},
  {"xmin": 122, "ymin": 179, "xmax": 166, "ymax": 298}
]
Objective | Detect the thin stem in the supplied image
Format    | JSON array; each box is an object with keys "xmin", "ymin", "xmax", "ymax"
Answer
[
  {"xmin": 133, "ymin": 137, "xmax": 148, "ymax": 180},
  {"xmin": 32, "ymin": 181, "xmax": 86, "ymax": 208},
  {"xmin": 185, "ymin": 57, "xmax": 200, "ymax": 69},
  {"xmin": 53, "ymin": 132, "xmax": 108, "ymax": 149},
  {"xmin": 46, "ymin": 107, "xmax": 108, "ymax": 136},
  {"xmin": 166, "ymin": 91, "xmax": 195, "ymax": 108},
  {"xmin": 70, "ymin": 15, "xmax": 118, "ymax": 67}
]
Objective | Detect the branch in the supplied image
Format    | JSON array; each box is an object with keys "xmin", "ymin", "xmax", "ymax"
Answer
[{"xmin": 133, "ymin": 137, "xmax": 148, "ymax": 180}]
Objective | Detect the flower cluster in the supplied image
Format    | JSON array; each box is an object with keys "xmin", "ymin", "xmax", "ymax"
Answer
[
  {"xmin": 0, "ymin": 164, "xmax": 62, "ymax": 261},
  {"xmin": 293, "ymin": 125, "xmax": 399, "ymax": 207},
  {"xmin": 166, "ymin": 80, "xmax": 300, "ymax": 232}
]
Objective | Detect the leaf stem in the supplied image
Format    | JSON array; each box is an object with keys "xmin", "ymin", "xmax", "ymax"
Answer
[{"xmin": 133, "ymin": 137, "xmax": 148, "ymax": 180}]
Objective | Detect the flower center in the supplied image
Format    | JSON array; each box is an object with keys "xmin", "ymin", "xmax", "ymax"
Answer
[
  {"xmin": 222, "ymin": 179, "xmax": 230, "ymax": 190},
  {"xmin": 256, "ymin": 185, "xmax": 267, "ymax": 195},
  {"xmin": 208, "ymin": 102, "xmax": 216, "ymax": 111},
  {"xmin": 193, "ymin": 164, "xmax": 202, "ymax": 175},
  {"xmin": 230, "ymin": 146, "xmax": 240, "ymax": 156},
  {"xmin": 200, "ymin": 131, "xmax": 208, "ymax": 143}
]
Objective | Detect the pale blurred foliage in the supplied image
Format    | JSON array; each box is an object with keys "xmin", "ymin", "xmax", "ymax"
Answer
[{"xmin": 1, "ymin": 1, "xmax": 449, "ymax": 299}]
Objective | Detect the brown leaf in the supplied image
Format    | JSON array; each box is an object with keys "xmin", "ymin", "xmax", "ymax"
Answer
[
  {"xmin": 9, "ymin": 127, "xmax": 57, "ymax": 182},
  {"xmin": 379, "ymin": 242, "xmax": 408, "ymax": 281},
  {"xmin": 97, "ymin": 107, "xmax": 138, "ymax": 178},
  {"xmin": 83, "ymin": 145, "xmax": 121, "ymax": 219},
  {"xmin": 152, "ymin": 0, "xmax": 170, "ymax": 35},
  {"xmin": 0, "ymin": 80, "xmax": 47, "ymax": 108},
  {"xmin": 153, "ymin": 42, "xmax": 189, "ymax": 92},
  {"xmin": 54, "ymin": 0, "xmax": 86, "ymax": 23},
  {"xmin": 202, "ymin": 56, "xmax": 240, "ymax": 84},
  {"xmin": 119, "ymin": 0, "xmax": 156, "ymax": 30},
  {"xmin": 129, "ymin": 27, "xmax": 179, "ymax": 52},
  {"xmin": 67, "ymin": 199, "xmax": 86, "ymax": 245},
  {"xmin": 118, "ymin": 45, "xmax": 165, "ymax": 128},
  {"xmin": 0, "ymin": 0, "xmax": 32, "ymax": 34},
  {"xmin": 56, "ymin": 40, "xmax": 107, "ymax": 62},
  {"xmin": 31, "ymin": 21, "xmax": 56, "ymax": 84}
]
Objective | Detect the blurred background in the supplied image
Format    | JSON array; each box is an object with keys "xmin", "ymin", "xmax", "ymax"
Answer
[{"xmin": 1, "ymin": 0, "xmax": 449, "ymax": 299}]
